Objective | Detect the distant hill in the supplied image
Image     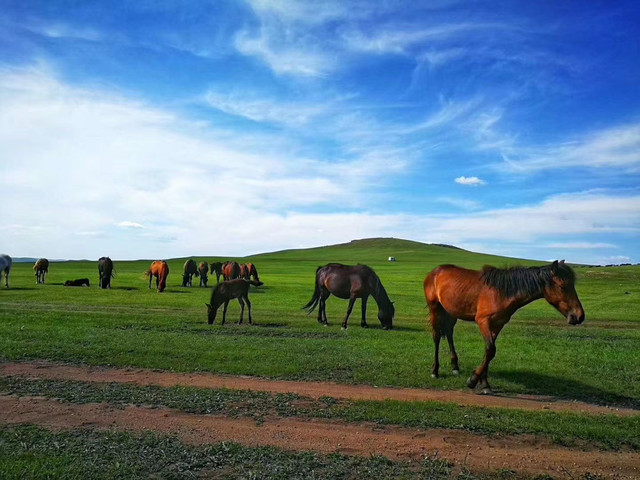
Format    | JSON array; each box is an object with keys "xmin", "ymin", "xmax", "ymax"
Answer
[{"xmin": 246, "ymin": 237, "xmax": 541, "ymax": 269}]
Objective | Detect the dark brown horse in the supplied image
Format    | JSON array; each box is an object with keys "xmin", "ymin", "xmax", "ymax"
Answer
[
  {"xmin": 147, "ymin": 261, "xmax": 169, "ymax": 292},
  {"xmin": 206, "ymin": 279, "xmax": 264, "ymax": 325},
  {"xmin": 198, "ymin": 262, "xmax": 209, "ymax": 287},
  {"xmin": 181, "ymin": 259, "xmax": 199, "ymax": 287},
  {"xmin": 424, "ymin": 260, "xmax": 585, "ymax": 394},
  {"xmin": 210, "ymin": 262, "xmax": 223, "ymax": 283},
  {"xmin": 98, "ymin": 257, "xmax": 114, "ymax": 289},
  {"xmin": 222, "ymin": 261, "xmax": 240, "ymax": 281},
  {"xmin": 34, "ymin": 258, "xmax": 49, "ymax": 284},
  {"xmin": 303, "ymin": 263, "xmax": 394, "ymax": 330}
]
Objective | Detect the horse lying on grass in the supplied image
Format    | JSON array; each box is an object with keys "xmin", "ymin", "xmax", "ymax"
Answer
[
  {"xmin": 65, "ymin": 278, "xmax": 90, "ymax": 287},
  {"xmin": 206, "ymin": 279, "xmax": 263, "ymax": 325}
]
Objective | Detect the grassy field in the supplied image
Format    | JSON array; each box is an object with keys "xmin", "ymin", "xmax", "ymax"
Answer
[{"xmin": 1, "ymin": 238, "xmax": 639, "ymax": 407}]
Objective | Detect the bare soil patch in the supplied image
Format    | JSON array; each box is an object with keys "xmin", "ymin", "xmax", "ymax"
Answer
[
  {"xmin": 1, "ymin": 395, "xmax": 639, "ymax": 479},
  {"xmin": 1, "ymin": 360, "xmax": 636, "ymax": 416}
]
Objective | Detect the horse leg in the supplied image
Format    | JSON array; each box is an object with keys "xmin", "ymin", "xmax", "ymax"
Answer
[
  {"xmin": 467, "ymin": 318, "xmax": 501, "ymax": 394},
  {"xmin": 246, "ymin": 296, "xmax": 252, "ymax": 325},
  {"xmin": 238, "ymin": 297, "xmax": 245, "ymax": 324},
  {"xmin": 341, "ymin": 296, "xmax": 357, "ymax": 330},
  {"xmin": 428, "ymin": 302, "xmax": 446, "ymax": 378},
  {"xmin": 318, "ymin": 289, "xmax": 330, "ymax": 326},
  {"xmin": 444, "ymin": 318, "xmax": 460, "ymax": 375},
  {"xmin": 222, "ymin": 300, "xmax": 229, "ymax": 325},
  {"xmin": 360, "ymin": 296, "xmax": 369, "ymax": 328}
]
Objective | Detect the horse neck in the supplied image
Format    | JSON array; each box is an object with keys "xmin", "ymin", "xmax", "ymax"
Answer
[{"xmin": 370, "ymin": 277, "xmax": 392, "ymax": 312}]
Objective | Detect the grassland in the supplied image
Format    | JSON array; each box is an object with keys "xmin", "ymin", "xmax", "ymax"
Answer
[
  {"xmin": 1, "ymin": 238, "xmax": 640, "ymax": 478},
  {"xmin": 1, "ymin": 238, "xmax": 638, "ymax": 405}
]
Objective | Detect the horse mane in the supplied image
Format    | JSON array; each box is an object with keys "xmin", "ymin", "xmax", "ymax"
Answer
[{"xmin": 481, "ymin": 261, "xmax": 575, "ymax": 298}]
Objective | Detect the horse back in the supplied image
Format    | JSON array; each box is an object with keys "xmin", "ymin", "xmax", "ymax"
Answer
[
  {"xmin": 425, "ymin": 264, "xmax": 484, "ymax": 321},
  {"xmin": 319, "ymin": 264, "xmax": 368, "ymax": 299}
]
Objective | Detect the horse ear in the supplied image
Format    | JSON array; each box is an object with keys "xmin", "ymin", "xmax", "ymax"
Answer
[
  {"xmin": 552, "ymin": 260, "xmax": 559, "ymax": 268},
  {"xmin": 560, "ymin": 259, "xmax": 566, "ymax": 264}
]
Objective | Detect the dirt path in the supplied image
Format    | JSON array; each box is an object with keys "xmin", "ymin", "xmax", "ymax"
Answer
[
  {"xmin": 2, "ymin": 395, "xmax": 638, "ymax": 479},
  {"xmin": 1, "ymin": 360, "xmax": 636, "ymax": 416}
]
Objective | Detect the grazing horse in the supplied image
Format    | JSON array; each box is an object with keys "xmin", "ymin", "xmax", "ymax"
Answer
[
  {"xmin": 65, "ymin": 278, "xmax": 90, "ymax": 287},
  {"xmin": 0, "ymin": 254, "xmax": 12, "ymax": 288},
  {"xmin": 424, "ymin": 260, "xmax": 585, "ymax": 394},
  {"xmin": 198, "ymin": 262, "xmax": 209, "ymax": 287},
  {"xmin": 239, "ymin": 264, "xmax": 250, "ymax": 280},
  {"xmin": 210, "ymin": 262, "xmax": 223, "ymax": 283},
  {"xmin": 34, "ymin": 258, "xmax": 49, "ymax": 284},
  {"xmin": 146, "ymin": 261, "xmax": 169, "ymax": 292},
  {"xmin": 206, "ymin": 279, "xmax": 264, "ymax": 325},
  {"xmin": 98, "ymin": 257, "xmax": 114, "ymax": 289},
  {"xmin": 246, "ymin": 262, "xmax": 260, "ymax": 282},
  {"xmin": 182, "ymin": 259, "xmax": 199, "ymax": 287},
  {"xmin": 303, "ymin": 263, "xmax": 395, "ymax": 330},
  {"xmin": 222, "ymin": 261, "xmax": 240, "ymax": 281}
]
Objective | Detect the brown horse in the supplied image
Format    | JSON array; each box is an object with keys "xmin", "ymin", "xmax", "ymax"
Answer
[
  {"xmin": 239, "ymin": 264, "xmax": 250, "ymax": 280},
  {"xmin": 147, "ymin": 261, "xmax": 169, "ymax": 292},
  {"xmin": 303, "ymin": 263, "xmax": 394, "ymax": 330},
  {"xmin": 198, "ymin": 262, "xmax": 209, "ymax": 287},
  {"xmin": 210, "ymin": 262, "xmax": 223, "ymax": 283},
  {"xmin": 181, "ymin": 259, "xmax": 199, "ymax": 287},
  {"xmin": 246, "ymin": 262, "xmax": 260, "ymax": 282},
  {"xmin": 206, "ymin": 279, "xmax": 264, "ymax": 325},
  {"xmin": 98, "ymin": 257, "xmax": 114, "ymax": 289},
  {"xmin": 222, "ymin": 261, "xmax": 240, "ymax": 281},
  {"xmin": 424, "ymin": 260, "xmax": 585, "ymax": 394},
  {"xmin": 34, "ymin": 258, "xmax": 49, "ymax": 284}
]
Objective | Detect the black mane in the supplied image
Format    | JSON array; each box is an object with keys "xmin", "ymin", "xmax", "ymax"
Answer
[{"xmin": 481, "ymin": 262, "xmax": 575, "ymax": 298}]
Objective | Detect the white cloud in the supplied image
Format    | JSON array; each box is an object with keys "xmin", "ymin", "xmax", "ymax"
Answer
[
  {"xmin": 455, "ymin": 176, "xmax": 485, "ymax": 186},
  {"xmin": 0, "ymin": 65, "xmax": 404, "ymax": 259},
  {"xmin": 117, "ymin": 221, "xmax": 145, "ymax": 229},
  {"xmin": 499, "ymin": 123, "xmax": 640, "ymax": 172}
]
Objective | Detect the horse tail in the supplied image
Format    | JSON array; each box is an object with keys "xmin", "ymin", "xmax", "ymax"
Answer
[
  {"xmin": 302, "ymin": 266, "xmax": 323, "ymax": 313},
  {"xmin": 248, "ymin": 280, "xmax": 263, "ymax": 287}
]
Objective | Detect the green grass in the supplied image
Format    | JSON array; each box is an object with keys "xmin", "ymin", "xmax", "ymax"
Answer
[
  {"xmin": 1, "ymin": 238, "xmax": 639, "ymax": 409},
  {"xmin": 2, "ymin": 377, "xmax": 638, "ymax": 450},
  {"xmin": 0, "ymin": 425, "xmax": 462, "ymax": 480}
]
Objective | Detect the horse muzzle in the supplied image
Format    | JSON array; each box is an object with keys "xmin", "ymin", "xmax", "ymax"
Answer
[{"xmin": 567, "ymin": 310, "xmax": 585, "ymax": 325}]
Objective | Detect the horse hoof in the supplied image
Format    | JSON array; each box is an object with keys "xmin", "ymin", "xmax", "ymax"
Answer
[
  {"xmin": 452, "ymin": 370, "xmax": 460, "ymax": 376},
  {"xmin": 431, "ymin": 373, "xmax": 438, "ymax": 379},
  {"xmin": 480, "ymin": 388, "xmax": 493, "ymax": 395},
  {"xmin": 466, "ymin": 377, "xmax": 478, "ymax": 389}
]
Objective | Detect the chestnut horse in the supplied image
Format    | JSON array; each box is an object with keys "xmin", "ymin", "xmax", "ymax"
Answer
[
  {"xmin": 34, "ymin": 258, "xmax": 49, "ymax": 284},
  {"xmin": 0, "ymin": 254, "xmax": 12, "ymax": 288},
  {"xmin": 222, "ymin": 261, "xmax": 240, "ymax": 281},
  {"xmin": 424, "ymin": 260, "xmax": 585, "ymax": 394},
  {"xmin": 246, "ymin": 262, "xmax": 260, "ymax": 282},
  {"xmin": 98, "ymin": 257, "xmax": 114, "ymax": 289},
  {"xmin": 147, "ymin": 261, "xmax": 169, "ymax": 292},
  {"xmin": 182, "ymin": 259, "xmax": 199, "ymax": 287},
  {"xmin": 198, "ymin": 262, "xmax": 209, "ymax": 287},
  {"xmin": 206, "ymin": 279, "xmax": 264, "ymax": 325},
  {"xmin": 303, "ymin": 263, "xmax": 394, "ymax": 330}
]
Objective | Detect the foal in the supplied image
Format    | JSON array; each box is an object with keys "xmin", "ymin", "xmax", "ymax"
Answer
[{"xmin": 206, "ymin": 279, "xmax": 263, "ymax": 325}]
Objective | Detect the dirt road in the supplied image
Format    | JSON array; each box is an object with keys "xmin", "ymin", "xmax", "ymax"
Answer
[{"xmin": 1, "ymin": 361, "xmax": 639, "ymax": 479}]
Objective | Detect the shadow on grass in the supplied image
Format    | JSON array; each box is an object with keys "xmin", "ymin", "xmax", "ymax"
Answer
[{"xmin": 497, "ymin": 369, "xmax": 640, "ymax": 409}]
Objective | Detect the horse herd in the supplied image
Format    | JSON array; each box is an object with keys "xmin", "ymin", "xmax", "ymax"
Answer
[{"xmin": 0, "ymin": 252, "xmax": 585, "ymax": 393}]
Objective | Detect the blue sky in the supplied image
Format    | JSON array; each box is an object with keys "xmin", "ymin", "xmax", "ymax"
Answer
[{"xmin": 1, "ymin": 1, "xmax": 639, "ymax": 264}]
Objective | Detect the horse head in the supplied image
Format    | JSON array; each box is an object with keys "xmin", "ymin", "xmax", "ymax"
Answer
[
  {"xmin": 378, "ymin": 301, "xmax": 395, "ymax": 330},
  {"xmin": 544, "ymin": 260, "xmax": 585, "ymax": 325}
]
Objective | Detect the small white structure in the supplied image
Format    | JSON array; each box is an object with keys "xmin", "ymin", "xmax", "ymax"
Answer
[{"xmin": 388, "ymin": 256, "xmax": 396, "ymax": 262}]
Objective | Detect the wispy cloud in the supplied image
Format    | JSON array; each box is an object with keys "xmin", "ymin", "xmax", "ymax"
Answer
[
  {"xmin": 500, "ymin": 123, "xmax": 640, "ymax": 173},
  {"xmin": 117, "ymin": 221, "xmax": 144, "ymax": 229}
]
